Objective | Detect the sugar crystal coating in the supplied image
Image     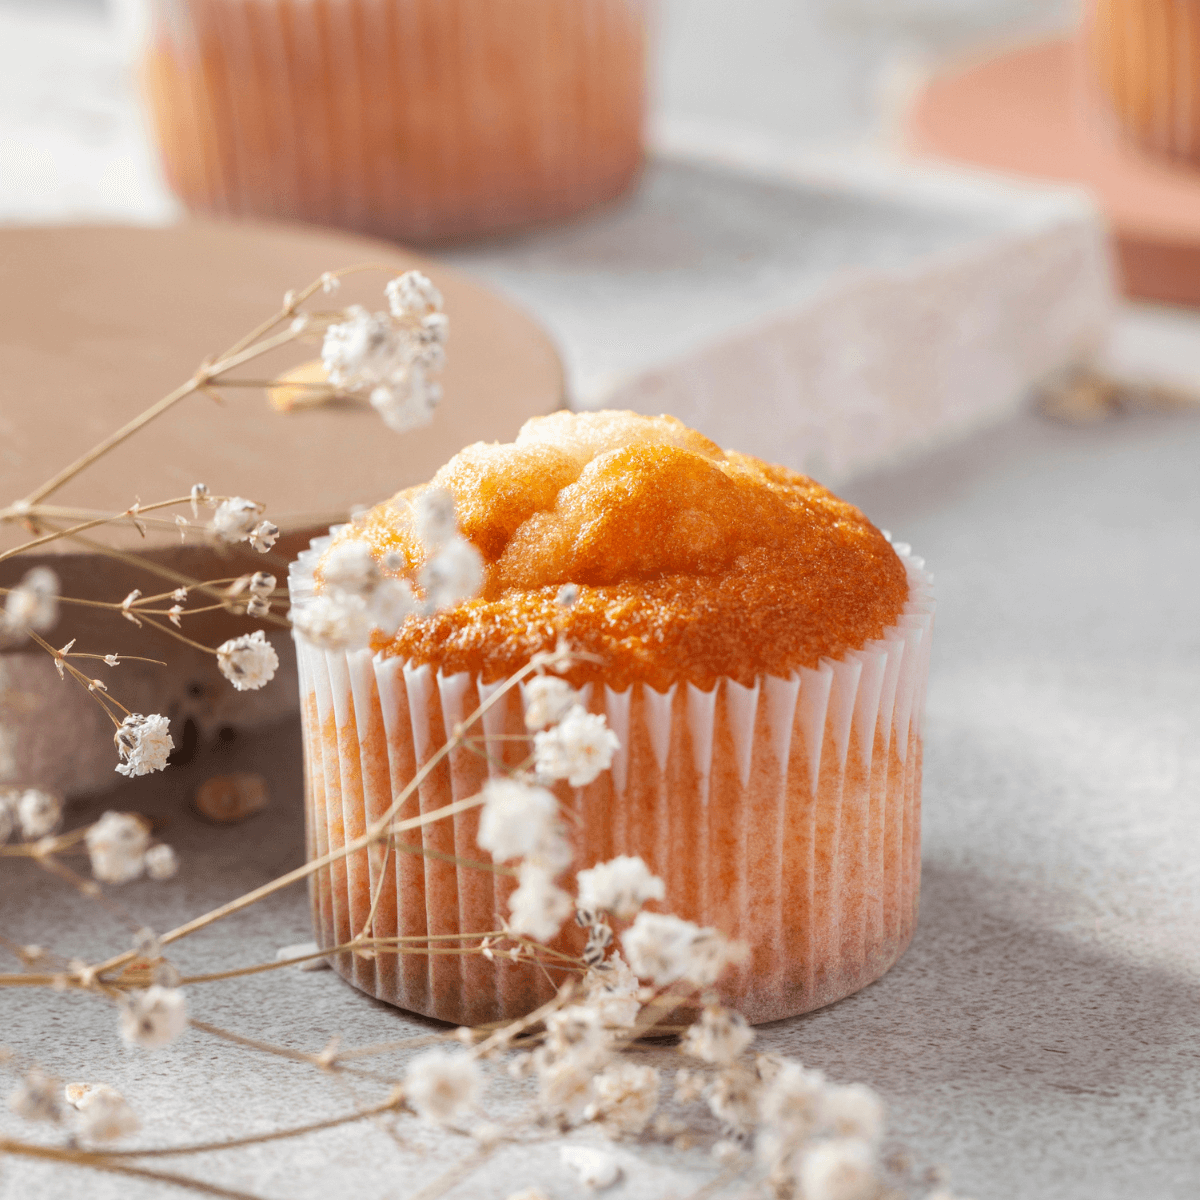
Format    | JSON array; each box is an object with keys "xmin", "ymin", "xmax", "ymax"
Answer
[{"xmin": 318, "ymin": 411, "xmax": 908, "ymax": 690}]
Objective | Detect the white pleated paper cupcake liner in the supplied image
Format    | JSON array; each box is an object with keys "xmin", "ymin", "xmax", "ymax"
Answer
[{"xmin": 290, "ymin": 529, "xmax": 934, "ymax": 1026}]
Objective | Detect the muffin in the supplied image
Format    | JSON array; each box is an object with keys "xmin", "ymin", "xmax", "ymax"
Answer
[
  {"xmin": 139, "ymin": 0, "xmax": 648, "ymax": 243},
  {"xmin": 1087, "ymin": 0, "xmax": 1200, "ymax": 166},
  {"xmin": 289, "ymin": 411, "xmax": 934, "ymax": 1025}
]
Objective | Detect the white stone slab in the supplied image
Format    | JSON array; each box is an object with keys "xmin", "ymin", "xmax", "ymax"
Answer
[{"xmin": 445, "ymin": 152, "xmax": 1116, "ymax": 481}]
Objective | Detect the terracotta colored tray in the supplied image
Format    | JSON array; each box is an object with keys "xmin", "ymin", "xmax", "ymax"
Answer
[
  {"xmin": 1, "ymin": 220, "xmax": 564, "ymax": 556},
  {"xmin": 0, "ymin": 219, "xmax": 563, "ymax": 649},
  {"xmin": 906, "ymin": 38, "xmax": 1200, "ymax": 305}
]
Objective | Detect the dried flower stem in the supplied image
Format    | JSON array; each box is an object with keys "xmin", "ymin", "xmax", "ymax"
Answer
[
  {"xmin": 0, "ymin": 1139, "xmax": 271, "ymax": 1200},
  {"xmin": 98, "ymin": 1094, "xmax": 405, "ymax": 1159}
]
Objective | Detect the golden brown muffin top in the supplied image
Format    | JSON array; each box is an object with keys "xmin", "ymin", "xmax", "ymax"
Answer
[{"xmin": 321, "ymin": 411, "xmax": 908, "ymax": 690}]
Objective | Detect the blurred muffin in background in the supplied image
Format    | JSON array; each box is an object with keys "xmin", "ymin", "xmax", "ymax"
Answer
[
  {"xmin": 1087, "ymin": 0, "xmax": 1200, "ymax": 167},
  {"xmin": 139, "ymin": 0, "xmax": 648, "ymax": 242}
]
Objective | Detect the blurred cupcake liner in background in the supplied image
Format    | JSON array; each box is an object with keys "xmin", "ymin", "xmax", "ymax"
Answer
[
  {"xmin": 131, "ymin": 0, "xmax": 649, "ymax": 243},
  {"xmin": 290, "ymin": 529, "xmax": 935, "ymax": 1028},
  {"xmin": 1086, "ymin": 0, "xmax": 1200, "ymax": 166}
]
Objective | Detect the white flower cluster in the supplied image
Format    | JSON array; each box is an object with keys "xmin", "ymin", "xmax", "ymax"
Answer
[
  {"xmin": 292, "ymin": 540, "xmax": 418, "ymax": 651},
  {"xmin": 85, "ymin": 811, "xmax": 178, "ymax": 884},
  {"xmin": 752, "ymin": 1062, "xmax": 887, "ymax": 1200},
  {"xmin": 522, "ymin": 675, "xmax": 577, "ymax": 731},
  {"xmin": 681, "ymin": 1005, "xmax": 755, "ymax": 1066},
  {"xmin": 409, "ymin": 486, "xmax": 485, "ymax": 612},
  {"xmin": 113, "ymin": 712, "xmax": 174, "ymax": 777},
  {"xmin": 321, "ymin": 270, "xmax": 448, "ymax": 434},
  {"xmin": 581, "ymin": 952, "xmax": 642, "ymax": 1030},
  {"xmin": 208, "ymin": 495, "xmax": 278, "ymax": 554},
  {"xmin": 477, "ymin": 777, "xmax": 574, "ymax": 942},
  {"xmin": 71, "ymin": 1084, "xmax": 140, "ymax": 1142},
  {"xmin": 577, "ymin": 855, "xmax": 665, "ymax": 920},
  {"xmin": 403, "ymin": 1048, "xmax": 483, "ymax": 1125},
  {"xmin": 622, "ymin": 911, "xmax": 747, "ymax": 988},
  {"xmin": 119, "ymin": 985, "xmax": 188, "ymax": 1049},
  {"xmin": 2, "ymin": 566, "xmax": 58, "ymax": 639},
  {"xmin": 534, "ymin": 705, "xmax": 620, "ymax": 789},
  {"xmin": 8, "ymin": 1068, "xmax": 59, "ymax": 1123},
  {"xmin": 216, "ymin": 629, "xmax": 279, "ymax": 691},
  {"xmin": 0, "ymin": 787, "xmax": 63, "ymax": 843},
  {"xmin": 294, "ymin": 488, "xmax": 483, "ymax": 650}
]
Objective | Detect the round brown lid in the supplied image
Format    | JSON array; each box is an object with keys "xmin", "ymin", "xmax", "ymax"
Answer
[{"xmin": 0, "ymin": 220, "xmax": 564, "ymax": 554}]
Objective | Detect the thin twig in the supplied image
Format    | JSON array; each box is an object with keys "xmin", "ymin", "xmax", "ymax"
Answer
[{"xmin": 0, "ymin": 1139, "xmax": 275, "ymax": 1200}]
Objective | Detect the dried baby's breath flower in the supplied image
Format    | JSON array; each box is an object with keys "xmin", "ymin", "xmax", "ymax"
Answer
[
  {"xmin": 798, "ymin": 1137, "xmax": 880, "ymax": 1200},
  {"xmin": 477, "ymin": 778, "xmax": 567, "ymax": 866},
  {"xmin": 145, "ymin": 844, "xmax": 179, "ymax": 881},
  {"xmin": 171, "ymin": 587, "xmax": 188, "ymax": 603},
  {"xmin": 292, "ymin": 590, "xmax": 374, "ymax": 650},
  {"xmin": 370, "ymin": 578, "xmax": 417, "ymax": 635},
  {"xmin": 759, "ymin": 1060, "xmax": 826, "ymax": 1139},
  {"xmin": 249, "ymin": 571, "xmax": 276, "ymax": 596},
  {"xmin": 537, "ymin": 1055, "xmax": 596, "ymax": 1124},
  {"xmin": 534, "ymin": 706, "xmax": 620, "ymax": 788},
  {"xmin": 211, "ymin": 497, "xmax": 263, "ymax": 542},
  {"xmin": 523, "ymin": 675, "xmax": 578, "ymax": 731},
  {"xmin": 246, "ymin": 595, "xmax": 270, "ymax": 618},
  {"xmin": 323, "ymin": 542, "xmax": 380, "ymax": 595},
  {"xmin": 386, "ymin": 269, "xmax": 443, "ymax": 319},
  {"xmin": 249, "ymin": 519, "xmax": 279, "ymax": 553},
  {"xmin": 168, "ymin": 605, "xmax": 183, "ymax": 627},
  {"xmin": 622, "ymin": 912, "xmax": 744, "ymax": 988},
  {"xmin": 559, "ymin": 1145, "xmax": 620, "ymax": 1191},
  {"xmin": 3, "ymin": 566, "xmax": 59, "ymax": 637},
  {"xmin": 418, "ymin": 534, "xmax": 483, "ymax": 611},
  {"xmin": 584, "ymin": 1062, "xmax": 660, "ymax": 1136},
  {"xmin": 819, "ymin": 1083, "xmax": 885, "ymax": 1145},
  {"xmin": 508, "ymin": 862, "xmax": 574, "ymax": 943},
  {"xmin": 581, "ymin": 921, "xmax": 613, "ymax": 968},
  {"xmin": 412, "ymin": 486, "xmax": 456, "ymax": 552},
  {"xmin": 576, "ymin": 855, "xmax": 665, "ymax": 920},
  {"xmin": 372, "ymin": 364, "xmax": 444, "ymax": 436},
  {"xmin": 86, "ymin": 811, "xmax": 150, "ymax": 884},
  {"xmin": 114, "ymin": 713, "xmax": 174, "ymax": 778},
  {"xmin": 417, "ymin": 313, "xmax": 449, "ymax": 371},
  {"xmin": 119, "ymin": 985, "xmax": 187, "ymax": 1048},
  {"xmin": 682, "ymin": 1006, "xmax": 755, "ymax": 1066},
  {"xmin": 582, "ymin": 953, "xmax": 641, "ymax": 1030},
  {"xmin": 64, "ymin": 1081, "xmax": 117, "ymax": 1110},
  {"xmin": 320, "ymin": 271, "xmax": 340, "ymax": 294},
  {"xmin": 706, "ymin": 1065, "xmax": 759, "ymax": 1134},
  {"xmin": 216, "ymin": 630, "xmax": 279, "ymax": 691},
  {"xmin": 403, "ymin": 1049, "xmax": 483, "ymax": 1125},
  {"xmin": 322, "ymin": 302, "xmax": 443, "ymax": 435},
  {"xmin": 103, "ymin": 653, "xmax": 120, "ymax": 666},
  {"xmin": 76, "ymin": 1086, "xmax": 139, "ymax": 1142},
  {"xmin": 17, "ymin": 789, "xmax": 61, "ymax": 840},
  {"xmin": 8, "ymin": 1069, "xmax": 60, "ymax": 1122},
  {"xmin": 189, "ymin": 483, "xmax": 209, "ymax": 517}
]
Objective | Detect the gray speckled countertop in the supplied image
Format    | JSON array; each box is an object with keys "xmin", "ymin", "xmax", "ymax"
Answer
[{"xmin": 3, "ymin": 404, "xmax": 1199, "ymax": 1199}]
